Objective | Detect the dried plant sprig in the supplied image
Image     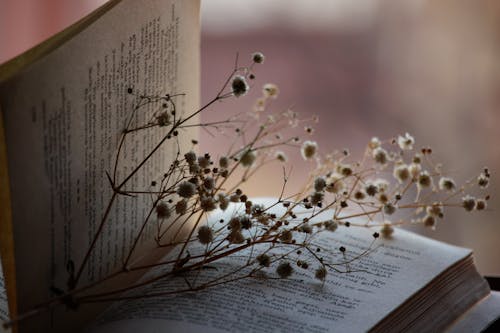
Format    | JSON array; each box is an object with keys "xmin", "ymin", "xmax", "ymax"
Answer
[{"xmin": 3, "ymin": 52, "xmax": 491, "ymax": 328}]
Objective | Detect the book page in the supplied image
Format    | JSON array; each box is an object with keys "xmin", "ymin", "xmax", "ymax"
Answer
[
  {"xmin": 448, "ymin": 291, "xmax": 500, "ymax": 333},
  {"xmin": 88, "ymin": 199, "xmax": 479, "ymax": 333},
  {"xmin": 0, "ymin": 0, "xmax": 200, "ymax": 332},
  {"xmin": 0, "ymin": 259, "xmax": 11, "ymax": 333}
]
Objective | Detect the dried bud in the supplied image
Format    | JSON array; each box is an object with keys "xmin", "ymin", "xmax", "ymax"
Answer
[
  {"xmin": 231, "ymin": 75, "xmax": 249, "ymax": 97},
  {"xmin": 315, "ymin": 266, "xmax": 327, "ymax": 281},
  {"xmin": 197, "ymin": 225, "xmax": 213, "ymax": 244},
  {"xmin": 276, "ymin": 262, "xmax": 293, "ymax": 278},
  {"xmin": 301, "ymin": 141, "xmax": 318, "ymax": 160},
  {"xmin": 177, "ymin": 181, "xmax": 196, "ymax": 198},
  {"xmin": 156, "ymin": 201, "xmax": 170, "ymax": 219},
  {"xmin": 438, "ymin": 177, "xmax": 456, "ymax": 192}
]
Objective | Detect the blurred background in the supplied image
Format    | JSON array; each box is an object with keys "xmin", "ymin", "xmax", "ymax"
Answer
[{"xmin": 1, "ymin": 0, "xmax": 499, "ymax": 274}]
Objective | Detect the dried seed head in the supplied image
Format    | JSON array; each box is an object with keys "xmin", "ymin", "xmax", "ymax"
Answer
[
  {"xmin": 252, "ymin": 51, "xmax": 265, "ymax": 64},
  {"xmin": 228, "ymin": 230, "xmax": 245, "ymax": 244},
  {"xmin": 197, "ymin": 225, "xmax": 213, "ymax": 244},
  {"xmin": 156, "ymin": 111, "xmax": 171, "ymax": 126},
  {"xmin": 462, "ymin": 195, "xmax": 476, "ymax": 212},
  {"xmin": 200, "ymin": 196, "xmax": 216, "ymax": 212},
  {"xmin": 438, "ymin": 177, "xmax": 456, "ymax": 192},
  {"xmin": 275, "ymin": 151, "xmax": 288, "ymax": 163},
  {"xmin": 315, "ymin": 266, "xmax": 327, "ymax": 281},
  {"xmin": 203, "ymin": 177, "xmax": 215, "ymax": 190},
  {"xmin": 218, "ymin": 193, "xmax": 229, "ymax": 211},
  {"xmin": 383, "ymin": 203, "xmax": 396, "ymax": 215},
  {"xmin": 393, "ymin": 164, "xmax": 410, "ymax": 183},
  {"xmin": 299, "ymin": 224, "xmax": 312, "ymax": 234},
  {"xmin": 423, "ymin": 215, "xmax": 436, "ymax": 228},
  {"xmin": 324, "ymin": 220, "xmax": 338, "ymax": 232},
  {"xmin": 276, "ymin": 261, "xmax": 293, "ymax": 278},
  {"xmin": 175, "ymin": 199, "xmax": 188, "ymax": 215},
  {"xmin": 369, "ymin": 137, "xmax": 381, "ymax": 149},
  {"xmin": 373, "ymin": 147, "xmax": 389, "ymax": 164},
  {"xmin": 418, "ymin": 171, "xmax": 432, "ymax": 188},
  {"xmin": 365, "ymin": 184, "xmax": 378, "ymax": 197},
  {"xmin": 240, "ymin": 150, "xmax": 257, "ymax": 167},
  {"xmin": 156, "ymin": 201, "xmax": 171, "ymax": 219},
  {"xmin": 326, "ymin": 173, "xmax": 345, "ymax": 194},
  {"xmin": 381, "ymin": 222, "xmax": 394, "ymax": 238},
  {"xmin": 354, "ymin": 190, "xmax": 366, "ymax": 200},
  {"xmin": 476, "ymin": 199, "xmax": 487, "ymax": 210},
  {"xmin": 184, "ymin": 151, "xmax": 197, "ymax": 165},
  {"xmin": 198, "ymin": 156, "xmax": 210, "ymax": 168},
  {"xmin": 301, "ymin": 140, "xmax": 318, "ymax": 160},
  {"xmin": 478, "ymin": 173, "xmax": 490, "ymax": 188},
  {"xmin": 256, "ymin": 253, "xmax": 271, "ymax": 267},
  {"xmin": 231, "ymin": 75, "xmax": 249, "ymax": 97},
  {"xmin": 219, "ymin": 156, "xmax": 229, "ymax": 169},
  {"xmin": 310, "ymin": 192, "xmax": 324, "ymax": 206},
  {"xmin": 397, "ymin": 133, "xmax": 415, "ymax": 150},
  {"xmin": 177, "ymin": 181, "xmax": 196, "ymax": 198},
  {"xmin": 314, "ymin": 177, "xmax": 327, "ymax": 192},
  {"xmin": 426, "ymin": 202, "xmax": 444, "ymax": 218},
  {"xmin": 409, "ymin": 163, "xmax": 422, "ymax": 178},
  {"xmin": 263, "ymin": 83, "xmax": 279, "ymax": 99},
  {"xmin": 279, "ymin": 230, "xmax": 293, "ymax": 243}
]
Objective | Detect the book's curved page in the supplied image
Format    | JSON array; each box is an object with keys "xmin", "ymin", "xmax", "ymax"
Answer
[
  {"xmin": 0, "ymin": 0, "xmax": 200, "ymax": 332},
  {"xmin": 87, "ymin": 198, "xmax": 488, "ymax": 333}
]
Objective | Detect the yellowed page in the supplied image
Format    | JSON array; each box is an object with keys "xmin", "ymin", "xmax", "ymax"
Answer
[{"xmin": 0, "ymin": 0, "xmax": 200, "ymax": 331}]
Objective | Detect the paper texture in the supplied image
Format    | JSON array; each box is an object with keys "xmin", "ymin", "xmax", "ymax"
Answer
[
  {"xmin": 88, "ymin": 199, "xmax": 476, "ymax": 333},
  {"xmin": 0, "ymin": 0, "xmax": 200, "ymax": 331},
  {"xmin": 447, "ymin": 291, "xmax": 500, "ymax": 333}
]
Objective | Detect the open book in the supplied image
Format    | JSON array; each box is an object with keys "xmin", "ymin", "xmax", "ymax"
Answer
[{"xmin": 0, "ymin": 0, "xmax": 498, "ymax": 332}]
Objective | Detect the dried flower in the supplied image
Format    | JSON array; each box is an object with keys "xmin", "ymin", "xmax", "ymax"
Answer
[
  {"xmin": 200, "ymin": 196, "xmax": 216, "ymax": 212},
  {"xmin": 315, "ymin": 266, "xmax": 327, "ymax": 281},
  {"xmin": 279, "ymin": 230, "xmax": 293, "ymax": 243},
  {"xmin": 373, "ymin": 147, "xmax": 389, "ymax": 164},
  {"xmin": 156, "ymin": 201, "xmax": 171, "ymax": 219},
  {"xmin": 263, "ymin": 83, "xmax": 279, "ymax": 99},
  {"xmin": 423, "ymin": 215, "xmax": 436, "ymax": 228},
  {"xmin": 476, "ymin": 199, "xmax": 487, "ymax": 210},
  {"xmin": 175, "ymin": 199, "xmax": 187, "ymax": 215},
  {"xmin": 462, "ymin": 195, "xmax": 476, "ymax": 212},
  {"xmin": 275, "ymin": 151, "xmax": 288, "ymax": 162},
  {"xmin": 252, "ymin": 52, "xmax": 265, "ymax": 64},
  {"xmin": 276, "ymin": 262, "xmax": 293, "ymax": 278},
  {"xmin": 324, "ymin": 220, "xmax": 338, "ymax": 232},
  {"xmin": 218, "ymin": 194, "xmax": 229, "ymax": 211},
  {"xmin": 478, "ymin": 173, "xmax": 489, "ymax": 188},
  {"xmin": 438, "ymin": 177, "xmax": 456, "ymax": 192},
  {"xmin": 381, "ymin": 222, "xmax": 394, "ymax": 238},
  {"xmin": 240, "ymin": 150, "xmax": 257, "ymax": 167},
  {"xmin": 314, "ymin": 177, "xmax": 327, "ymax": 192},
  {"xmin": 231, "ymin": 75, "xmax": 249, "ymax": 97},
  {"xmin": 198, "ymin": 225, "xmax": 213, "ymax": 244},
  {"xmin": 326, "ymin": 173, "xmax": 345, "ymax": 194},
  {"xmin": 397, "ymin": 133, "xmax": 415, "ymax": 150},
  {"xmin": 177, "ymin": 181, "xmax": 196, "ymax": 198},
  {"xmin": 301, "ymin": 140, "xmax": 318, "ymax": 160},
  {"xmin": 383, "ymin": 203, "xmax": 396, "ymax": 215},
  {"xmin": 219, "ymin": 156, "xmax": 229, "ymax": 169},
  {"xmin": 228, "ymin": 230, "xmax": 245, "ymax": 244},
  {"xmin": 426, "ymin": 202, "xmax": 444, "ymax": 218},
  {"xmin": 184, "ymin": 151, "xmax": 197, "ymax": 165},
  {"xmin": 256, "ymin": 253, "xmax": 270, "ymax": 267},
  {"xmin": 418, "ymin": 171, "xmax": 432, "ymax": 189},
  {"xmin": 369, "ymin": 137, "xmax": 381, "ymax": 149},
  {"xmin": 393, "ymin": 163, "xmax": 410, "ymax": 183}
]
